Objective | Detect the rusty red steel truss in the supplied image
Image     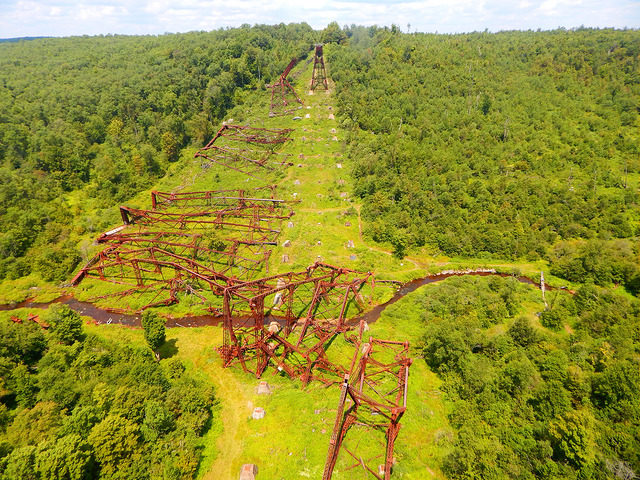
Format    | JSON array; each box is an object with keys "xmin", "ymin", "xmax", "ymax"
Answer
[
  {"xmin": 73, "ymin": 239, "xmax": 234, "ymax": 310},
  {"xmin": 118, "ymin": 204, "xmax": 292, "ymax": 237},
  {"xmin": 218, "ymin": 258, "xmax": 413, "ymax": 479},
  {"xmin": 270, "ymin": 58, "xmax": 303, "ymax": 116},
  {"xmin": 324, "ymin": 336, "xmax": 412, "ymax": 480},
  {"xmin": 72, "ymin": 187, "xmax": 292, "ymax": 311},
  {"xmin": 68, "ymin": 48, "xmax": 410, "ymax": 474},
  {"xmin": 151, "ymin": 185, "xmax": 280, "ymax": 211},
  {"xmin": 220, "ymin": 262, "xmax": 375, "ymax": 385},
  {"xmin": 310, "ymin": 44, "xmax": 329, "ymax": 90},
  {"xmin": 194, "ymin": 124, "xmax": 293, "ymax": 179},
  {"xmin": 81, "ymin": 231, "xmax": 264, "ymax": 282}
]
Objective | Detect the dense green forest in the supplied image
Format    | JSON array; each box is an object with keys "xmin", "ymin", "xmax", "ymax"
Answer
[
  {"xmin": 328, "ymin": 27, "xmax": 639, "ymax": 288},
  {"xmin": 0, "ymin": 306, "xmax": 215, "ymax": 479},
  {"xmin": 380, "ymin": 275, "xmax": 640, "ymax": 480},
  {"xmin": 2, "ymin": 26, "xmax": 638, "ymax": 292},
  {"xmin": 0, "ymin": 24, "xmax": 315, "ymax": 282}
]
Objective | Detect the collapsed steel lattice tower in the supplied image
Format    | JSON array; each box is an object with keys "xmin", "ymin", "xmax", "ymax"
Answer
[
  {"xmin": 310, "ymin": 44, "xmax": 329, "ymax": 90},
  {"xmin": 220, "ymin": 262, "xmax": 374, "ymax": 385},
  {"xmin": 194, "ymin": 125, "xmax": 293, "ymax": 179},
  {"xmin": 217, "ymin": 254, "xmax": 411, "ymax": 480},
  {"xmin": 270, "ymin": 58, "xmax": 303, "ymax": 116},
  {"xmin": 150, "ymin": 186, "xmax": 281, "ymax": 211},
  {"xmin": 72, "ymin": 187, "xmax": 292, "ymax": 311}
]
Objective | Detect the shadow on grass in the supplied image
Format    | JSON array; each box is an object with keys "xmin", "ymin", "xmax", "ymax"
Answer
[{"xmin": 159, "ymin": 338, "xmax": 178, "ymax": 359}]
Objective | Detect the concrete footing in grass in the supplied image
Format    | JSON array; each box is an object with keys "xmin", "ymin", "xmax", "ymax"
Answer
[{"xmin": 239, "ymin": 464, "xmax": 258, "ymax": 479}]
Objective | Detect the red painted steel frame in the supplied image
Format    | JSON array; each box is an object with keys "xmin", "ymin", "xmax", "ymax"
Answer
[
  {"xmin": 194, "ymin": 125, "xmax": 293, "ymax": 179},
  {"xmin": 220, "ymin": 262, "xmax": 374, "ymax": 385},
  {"xmin": 151, "ymin": 186, "xmax": 280, "ymax": 211},
  {"xmin": 72, "ymin": 186, "xmax": 291, "ymax": 311},
  {"xmin": 118, "ymin": 205, "xmax": 292, "ymax": 234},
  {"xmin": 77, "ymin": 234, "xmax": 261, "ymax": 282},
  {"xmin": 67, "ymin": 46, "xmax": 409, "ymax": 471}
]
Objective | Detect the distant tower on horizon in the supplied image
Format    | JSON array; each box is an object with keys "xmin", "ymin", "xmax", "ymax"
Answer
[{"xmin": 310, "ymin": 44, "xmax": 328, "ymax": 90}]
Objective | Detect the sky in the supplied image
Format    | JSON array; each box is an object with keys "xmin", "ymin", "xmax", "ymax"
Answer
[{"xmin": 0, "ymin": 0, "xmax": 638, "ymax": 38}]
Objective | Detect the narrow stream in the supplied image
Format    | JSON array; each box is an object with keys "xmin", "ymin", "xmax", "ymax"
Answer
[
  {"xmin": 0, "ymin": 270, "xmax": 553, "ymax": 328},
  {"xmin": 353, "ymin": 270, "xmax": 553, "ymax": 325},
  {"xmin": 0, "ymin": 295, "xmax": 219, "ymax": 328}
]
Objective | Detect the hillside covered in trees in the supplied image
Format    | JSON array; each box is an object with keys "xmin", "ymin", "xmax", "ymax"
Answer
[
  {"xmin": 0, "ymin": 24, "xmax": 315, "ymax": 283},
  {"xmin": 1, "ymin": 26, "xmax": 638, "ymax": 292},
  {"xmin": 329, "ymin": 27, "xmax": 639, "ymax": 290},
  {"xmin": 0, "ymin": 306, "xmax": 215, "ymax": 479},
  {"xmin": 376, "ymin": 275, "xmax": 640, "ymax": 480}
]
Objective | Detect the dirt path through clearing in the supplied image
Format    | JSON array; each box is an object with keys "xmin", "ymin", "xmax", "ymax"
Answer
[{"xmin": 194, "ymin": 348, "xmax": 253, "ymax": 480}]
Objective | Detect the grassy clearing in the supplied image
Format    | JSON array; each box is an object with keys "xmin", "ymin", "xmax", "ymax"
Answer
[{"xmin": 0, "ymin": 275, "xmax": 65, "ymax": 304}]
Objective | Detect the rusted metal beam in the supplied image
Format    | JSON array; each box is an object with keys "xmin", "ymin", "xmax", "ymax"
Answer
[
  {"xmin": 195, "ymin": 125, "xmax": 293, "ymax": 178},
  {"xmin": 151, "ymin": 186, "xmax": 284, "ymax": 211},
  {"xmin": 270, "ymin": 58, "xmax": 303, "ymax": 116},
  {"xmin": 119, "ymin": 205, "xmax": 292, "ymax": 228},
  {"xmin": 73, "ymin": 187, "xmax": 290, "ymax": 312},
  {"xmin": 220, "ymin": 262, "xmax": 374, "ymax": 385}
]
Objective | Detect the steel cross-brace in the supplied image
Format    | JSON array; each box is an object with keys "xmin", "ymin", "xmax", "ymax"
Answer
[
  {"xmin": 118, "ymin": 205, "xmax": 292, "ymax": 233},
  {"xmin": 195, "ymin": 125, "xmax": 293, "ymax": 179},
  {"xmin": 72, "ymin": 186, "xmax": 291, "ymax": 311},
  {"xmin": 220, "ymin": 262, "xmax": 374, "ymax": 385},
  {"xmin": 151, "ymin": 186, "xmax": 282, "ymax": 211}
]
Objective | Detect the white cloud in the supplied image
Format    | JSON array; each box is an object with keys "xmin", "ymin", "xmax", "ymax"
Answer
[{"xmin": 0, "ymin": 0, "xmax": 637, "ymax": 37}]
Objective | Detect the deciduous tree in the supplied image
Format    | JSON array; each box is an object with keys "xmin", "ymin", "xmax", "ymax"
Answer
[{"xmin": 141, "ymin": 311, "xmax": 166, "ymax": 361}]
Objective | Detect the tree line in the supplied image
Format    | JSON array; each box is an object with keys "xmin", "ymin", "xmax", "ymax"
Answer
[
  {"xmin": 385, "ymin": 275, "xmax": 639, "ymax": 479},
  {"xmin": 0, "ymin": 305, "xmax": 215, "ymax": 479}
]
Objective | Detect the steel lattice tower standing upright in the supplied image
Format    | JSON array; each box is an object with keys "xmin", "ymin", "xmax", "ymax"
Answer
[{"xmin": 310, "ymin": 44, "xmax": 328, "ymax": 90}]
